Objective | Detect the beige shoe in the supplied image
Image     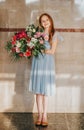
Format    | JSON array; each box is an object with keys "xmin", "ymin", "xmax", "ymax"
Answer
[
  {"xmin": 41, "ymin": 121, "xmax": 48, "ymax": 126},
  {"xmin": 35, "ymin": 120, "xmax": 41, "ymax": 126}
]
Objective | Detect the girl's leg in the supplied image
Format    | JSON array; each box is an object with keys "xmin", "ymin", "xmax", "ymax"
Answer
[
  {"xmin": 36, "ymin": 94, "xmax": 43, "ymax": 121},
  {"xmin": 42, "ymin": 95, "xmax": 48, "ymax": 122}
]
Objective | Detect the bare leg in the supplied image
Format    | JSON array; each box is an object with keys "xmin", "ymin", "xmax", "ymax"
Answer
[
  {"xmin": 36, "ymin": 94, "xmax": 43, "ymax": 121},
  {"xmin": 42, "ymin": 95, "xmax": 48, "ymax": 122}
]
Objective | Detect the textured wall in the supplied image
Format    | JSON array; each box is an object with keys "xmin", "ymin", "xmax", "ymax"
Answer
[{"xmin": 0, "ymin": 0, "xmax": 84, "ymax": 113}]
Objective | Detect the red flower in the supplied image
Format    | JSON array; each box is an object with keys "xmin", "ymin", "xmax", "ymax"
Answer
[
  {"xmin": 12, "ymin": 40, "xmax": 16, "ymax": 45},
  {"xmin": 24, "ymin": 50, "xmax": 31, "ymax": 57},
  {"xmin": 17, "ymin": 31, "xmax": 27, "ymax": 39},
  {"xmin": 19, "ymin": 34, "xmax": 23, "ymax": 38},
  {"xmin": 12, "ymin": 35, "xmax": 17, "ymax": 44},
  {"xmin": 12, "ymin": 47, "xmax": 16, "ymax": 52},
  {"xmin": 12, "ymin": 35, "xmax": 17, "ymax": 41},
  {"xmin": 22, "ymin": 31, "xmax": 27, "ymax": 38},
  {"xmin": 27, "ymin": 37, "xmax": 31, "ymax": 43},
  {"xmin": 19, "ymin": 53, "xmax": 23, "ymax": 57}
]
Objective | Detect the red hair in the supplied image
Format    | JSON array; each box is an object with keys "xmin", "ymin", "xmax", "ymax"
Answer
[{"xmin": 39, "ymin": 13, "xmax": 55, "ymax": 43}]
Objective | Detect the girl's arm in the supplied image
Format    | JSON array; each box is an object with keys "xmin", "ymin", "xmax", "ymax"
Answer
[{"xmin": 45, "ymin": 38, "xmax": 58, "ymax": 55}]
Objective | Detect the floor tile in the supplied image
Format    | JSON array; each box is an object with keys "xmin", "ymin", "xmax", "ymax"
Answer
[{"xmin": 0, "ymin": 113, "xmax": 84, "ymax": 130}]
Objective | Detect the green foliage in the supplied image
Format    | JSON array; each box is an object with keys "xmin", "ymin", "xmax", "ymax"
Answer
[{"xmin": 5, "ymin": 41, "xmax": 12, "ymax": 51}]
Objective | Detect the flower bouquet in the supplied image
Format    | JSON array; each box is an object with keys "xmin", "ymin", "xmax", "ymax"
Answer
[{"xmin": 5, "ymin": 24, "xmax": 45, "ymax": 61}]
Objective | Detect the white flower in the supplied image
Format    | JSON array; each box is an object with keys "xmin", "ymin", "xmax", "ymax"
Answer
[
  {"xmin": 27, "ymin": 42, "xmax": 35, "ymax": 48},
  {"xmin": 33, "ymin": 29, "xmax": 36, "ymax": 32},
  {"xmin": 31, "ymin": 38, "xmax": 37, "ymax": 42},
  {"xmin": 29, "ymin": 28, "xmax": 32, "ymax": 32},
  {"xmin": 16, "ymin": 41, "xmax": 21, "ymax": 47}
]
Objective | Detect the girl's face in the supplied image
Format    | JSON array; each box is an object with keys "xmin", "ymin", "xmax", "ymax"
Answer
[{"xmin": 41, "ymin": 15, "xmax": 51, "ymax": 29}]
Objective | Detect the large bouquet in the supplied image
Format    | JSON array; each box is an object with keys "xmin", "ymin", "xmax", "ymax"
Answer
[{"xmin": 5, "ymin": 24, "xmax": 46, "ymax": 61}]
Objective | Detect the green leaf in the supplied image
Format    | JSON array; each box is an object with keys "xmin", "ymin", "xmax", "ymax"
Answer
[{"xmin": 5, "ymin": 41, "xmax": 12, "ymax": 51}]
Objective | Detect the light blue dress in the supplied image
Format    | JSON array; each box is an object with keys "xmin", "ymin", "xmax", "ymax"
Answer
[{"xmin": 28, "ymin": 33, "xmax": 57, "ymax": 96}]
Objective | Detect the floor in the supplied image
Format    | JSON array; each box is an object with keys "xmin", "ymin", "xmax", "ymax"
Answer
[{"xmin": 0, "ymin": 113, "xmax": 84, "ymax": 130}]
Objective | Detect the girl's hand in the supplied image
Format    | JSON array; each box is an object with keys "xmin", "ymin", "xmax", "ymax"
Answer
[{"xmin": 44, "ymin": 34, "xmax": 49, "ymax": 41}]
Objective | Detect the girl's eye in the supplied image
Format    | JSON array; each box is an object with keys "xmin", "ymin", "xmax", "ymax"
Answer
[
  {"xmin": 42, "ymin": 18, "xmax": 49, "ymax": 23},
  {"xmin": 42, "ymin": 21, "xmax": 45, "ymax": 23}
]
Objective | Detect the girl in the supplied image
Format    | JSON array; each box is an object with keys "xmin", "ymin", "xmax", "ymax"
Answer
[{"xmin": 29, "ymin": 13, "xmax": 58, "ymax": 126}]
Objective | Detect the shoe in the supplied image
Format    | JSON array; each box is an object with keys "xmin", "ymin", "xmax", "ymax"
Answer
[
  {"xmin": 41, "ymin": 121, "xmax": 48, "ymax": 127},
  {"xmin": 35, "ymin": 113, "xmax": 43, "ymax": 126},
  {"xmin": 35, "ymin": 120, "xmax": 41, "ymax": 126},
  {"xmin": 41, "ymin": 114, "xmax": 48, "ymax": 126}
]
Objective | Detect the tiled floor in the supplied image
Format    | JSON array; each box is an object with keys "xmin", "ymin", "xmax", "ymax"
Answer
[{"xmin": 0, "ymin": 113, "xmax": 84, "ymax": 130}]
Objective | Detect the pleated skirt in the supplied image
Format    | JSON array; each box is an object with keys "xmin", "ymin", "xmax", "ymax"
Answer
[{"xmin": 29, "ymin": 53, "xmax": 56, "ymax": 96}]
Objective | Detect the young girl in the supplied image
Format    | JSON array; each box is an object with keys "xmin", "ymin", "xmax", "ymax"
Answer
[{"xmin": 29, "ymin": 13, "xmax": 58, "ymax": 126}]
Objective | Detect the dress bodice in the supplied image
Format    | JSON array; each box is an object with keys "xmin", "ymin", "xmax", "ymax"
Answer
[
  {"xmin": 44, "ymin": 41, "xmax": 51, "ymax": 49},
  {"xmin": 44, "ymin": 32, "xmax": 58, "ymax": 50}
]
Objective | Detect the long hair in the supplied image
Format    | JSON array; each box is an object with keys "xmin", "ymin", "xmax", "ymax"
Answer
[{"xmin": 39, "ymin": 13, "xmax": 55, "ymax": 43}]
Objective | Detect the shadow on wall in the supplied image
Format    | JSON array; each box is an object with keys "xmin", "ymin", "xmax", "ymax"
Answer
[
  {"xmin": 0, "ymin": 51, "xmax": 35, "ymax": 110},
  {"xmin": 0, "ymin": 43, "xmax": 35, "ymax": 113}
]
